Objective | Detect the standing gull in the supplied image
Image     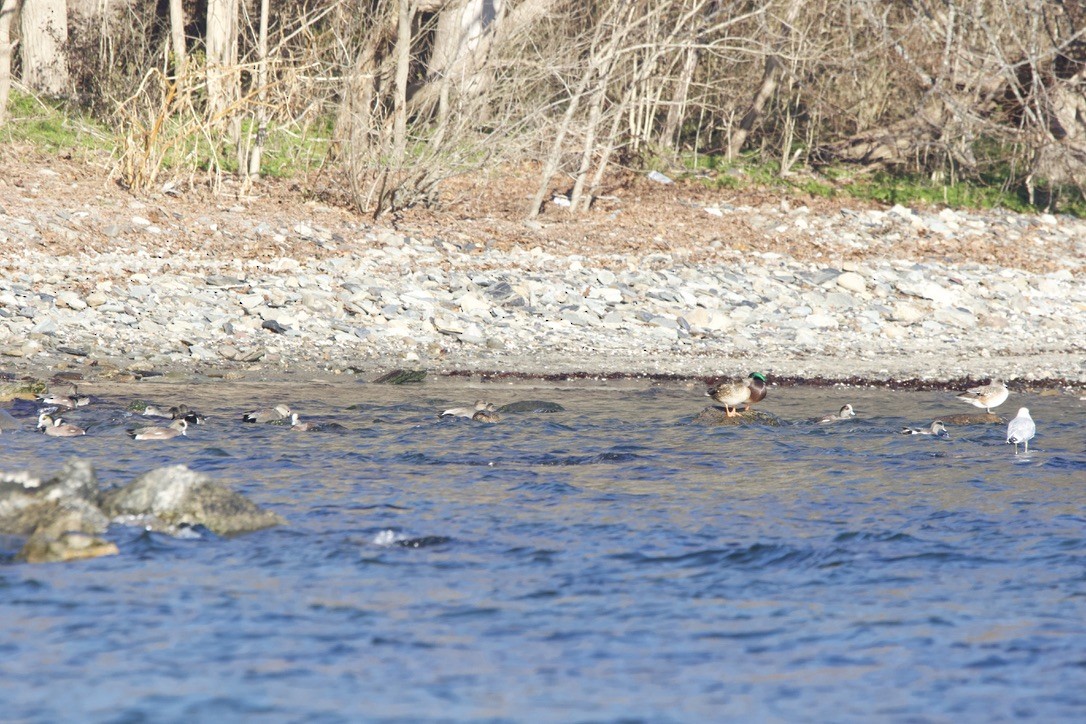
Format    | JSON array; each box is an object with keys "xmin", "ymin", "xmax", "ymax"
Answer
[
  {"xmin": 956, "ymin": 380, "xmax": 1009, "ymax": 414},
  {"xmin": 1006, "ymin": 407, "xmax": 1035, "ymax": 455}
]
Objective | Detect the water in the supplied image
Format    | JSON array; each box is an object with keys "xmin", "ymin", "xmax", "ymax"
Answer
[{"xmin": 1, "ymin": 378, "xmax": 1084, "ymax": 722}]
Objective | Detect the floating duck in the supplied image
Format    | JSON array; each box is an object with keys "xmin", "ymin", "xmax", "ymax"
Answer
[
  {"xmin": 441, "ymin": 400, "xmax": 496, "ymax": 419},
  {"xmin": 39, "ymin": 391, "xmax": 90, "ymax": 409},
  {"xmin": 472, "ymin": 409, "xmax": 501, "ymax": 423},
  {"xmin": 900, "ymin": 420, "xmax": 948, "ymax": 437},
  {"xmin": 956, "ymin": 380, "xmax": 1009, "ymax": 414},
  {"xmin": 37, "ymin": 413, "xmax": 86, "ymax": 437},
  {"xmin": 242, "ymin": 404, "xmax": 292, "ymax": 423},
  {"xmin": 706, "ymin": 372, "xmax": 767, "ymax": 418},
  {"xmin": 1006, "ymin": 407, "xmax": 1035, "ymax": 455},
  {"xmin": 817, "ymin": 404, "xmax": 856, "ymax": 423},
  {"xmin": 129, "ymin": 419, "xmax": 188, "ymax": 440},
  {"xmin": 290, "ymin": 413, "xmax": 316, "ymax": 431}
]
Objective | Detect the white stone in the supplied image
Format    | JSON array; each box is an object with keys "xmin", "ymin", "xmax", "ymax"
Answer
[{"xmin": 835, "ymin": 271, "xmax": 867, "ymax": 293}]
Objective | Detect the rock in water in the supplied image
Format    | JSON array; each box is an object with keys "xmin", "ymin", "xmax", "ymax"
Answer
[
  {"xmin": 692, "ymin": 407, "xmax": 784, "ymax": 426},
  {"xmin": 373, "ymin": 369, "xmax": 427, "ymax": 384},
  {"xmin": 101, "ymin": 465, "xmax": 285, "ymax": 535},
  {"xmin": 0, "ymin": 379, "xmax": 48, "ymax": 402},
  {"xmin": 496, "ymin": 400, "xmax": 566, "ymax": 413},
  {"xmin": 941, "ymin": 412, "xmax": 1004, "ymax": 425}
]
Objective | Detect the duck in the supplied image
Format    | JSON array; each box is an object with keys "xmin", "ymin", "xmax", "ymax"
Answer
[
  {"xmin": 141, "ymin": 405, "xmax": 173, "ymax": 419},
  {"xmin": 440, "ymin": 400, "xmax": 497, "ymax": 419},
  {"xmin": 817, "ymin": 404, "xmax": 856, "ymax": 423},
  {"xmin": 956, "ymin": 379, "xmax": 1009, "ymax": 413},
  {"xmin": 706, "ymin": 372, "xmax": 767, "ymax": 417},
  {"xmin": 129, "ymin": 419, "xmax": 188, "ymax": 440},
  {"xmin": 900, "ymin": 420, "xmax": 949, "ymax": 437},
  {"xmin": 37, "ymin": 413, "xmax": 86, "ymax": 437},
  {"xmin": 39, "ymin": 391, "xmax": 91, "ymax": 410},
  {"xmin": 290, "ymin": 413, "xmax": 316, "ymax": 431},
  {"xmin": 242, "ymin": 404, "xmax": 291, "ymax": 423},
  {"xmin": 472, "ymin": 409, "xmax": 502, "ymax": 424},
  {"xmin": 169, "ymin": 405, "xmax": 205, "ymax": 425},
  {"xmin": 1006, "ymin": 407, "xmax": 1035, "ymax": 455}
]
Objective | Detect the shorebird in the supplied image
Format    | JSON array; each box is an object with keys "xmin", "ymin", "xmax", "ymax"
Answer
[
  {"xmin": 242, "ymin": 404, "xmax": 292, "ymax": 423},
  {"xmin": 441, "ymin": 400, "xmax": 496, "ymax": 418},
  {"xmin": 129, "ymin": 419, "xmax": 188, "ymax": 440},
  {"xmin": 1006, "ymin": 407, "xmax": 1035, "ymax": 455},
  {"xmin": 290, "ymin": 413, "xmax": 316, "ymax": 431},
  {"xmin": 817, "ymin": 404, "xmax": 856, "ymax": 423},
  {"xmin": 706, "ymin": 372, "xmax": 767, "ymax": 417},
  {"xmin": 956, "ymin": 380, "xmax": 1009, "ymax": 414},
  {"xmin": 37, "ymin": 413, "xmax": 86, "ymax": 437},
  {"xmin": 900, "ymin": 420, "xmax": 949, "ymax": 437}
]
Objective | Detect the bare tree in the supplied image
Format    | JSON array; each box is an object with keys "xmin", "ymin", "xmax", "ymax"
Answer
[
  {"xmin": 20, "ymin": 0, "xmax": 69, "ymax": 95},
  {"xmin": 0, "ymin": 0, "xmax": 18, "ymax": 125}
]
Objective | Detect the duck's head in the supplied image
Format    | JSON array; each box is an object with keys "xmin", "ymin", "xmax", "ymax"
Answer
[{"xmin": 748, "ymin": 372, "xmax": 767, "ymax": 383}]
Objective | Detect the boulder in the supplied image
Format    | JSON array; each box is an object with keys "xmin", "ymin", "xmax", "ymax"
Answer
[
  {"xmin": 692, "ymin": 407, "xmax": 784, "ymax": 426},
  {"xmin": 941, "ymin": 412, "xmax": 1004, "ymax": 425},
  {"xmin": 101, "ymin": 465, "xmax": 285, "ymax": 535},
  {"xmin": 497, "ymin": 400, "xmax": 566, "ymax": 413}
]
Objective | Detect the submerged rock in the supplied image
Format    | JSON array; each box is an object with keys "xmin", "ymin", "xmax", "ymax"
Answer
[
  {"xmin": 941, "ymin": 412, "xmax": 1004, "ymax": 425},
  {"xmin": 373, "ymin": 368, "xmax": 427, "ymax": 384},
  {"xmin": 20, "ymin": 532, "xmax": 119, "ymax": 564},
  {"xmin": 692, "ymin": 406, "xmax": 784, "ymax": 426},
  {"xmin": 1, "ymin": 460, "xmax": 117, "ymax": 563},
  {"xmin": 497, "ymin": 400, "xmax": 566, "ymax": 413},
  {"xmin": 101, "ymin": 465, "xmax": 285, "ymax": 535},
  {"xmin": 0, "ymin": 379, "xmax": 47, "ymax": 402}
]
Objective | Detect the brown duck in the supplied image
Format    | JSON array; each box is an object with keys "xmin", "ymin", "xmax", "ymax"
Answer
[{"xmin": 706, "ymin": 372, "xmax": 767, "ymax": 417}]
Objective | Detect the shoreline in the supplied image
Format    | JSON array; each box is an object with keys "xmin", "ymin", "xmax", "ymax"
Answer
[{"xmin": 1, "ymin": 155, "xmax": 1084, "ymax": 389}]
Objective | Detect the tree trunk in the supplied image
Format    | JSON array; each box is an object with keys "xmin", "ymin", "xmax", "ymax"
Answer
[
  {"xmin": 20, "ymin": 0, "xmax": 70, "ymax": 95},
  {"xmin": 410, "ymin": 0, "xmax": 556, "ymax": 117},
  {"xmin": 169, "ymin": 0, "xmax": 186, "ymax": 76},
  {"xmin": 660, "ymin": 47, "xmax": 699, "ymax": 151},
  {"xmin": 727, "ymin": 0, "xmax": 801, "ymax": 159},
  {"xmin": 0, "ymin": 0, "xmax": 17, "ymax": 125},
  {"xmin": 247, "ymin": 0, "xmax": 270, "ymax": 177},
  {"xmin": 206, "ymin": 0, "xmax": 239, "ymax": 120},
  {"xmin": 393, "ymin": 0, "xmax": 412, "ymax": 165}
]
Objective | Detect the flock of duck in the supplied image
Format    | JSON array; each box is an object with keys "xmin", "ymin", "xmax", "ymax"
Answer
[
  {"xmin": 24, "ymin": 373, "xmax": 1037, "ymax": 454},
  {"xmin": 705, "ymin": 373, "xmax": 1035, "ymax": 454}
]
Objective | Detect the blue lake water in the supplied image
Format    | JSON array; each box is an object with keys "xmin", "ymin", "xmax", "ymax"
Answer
[{"xmin": 1, "ymin": 377, "xmax": 1084, "ymax": 721}]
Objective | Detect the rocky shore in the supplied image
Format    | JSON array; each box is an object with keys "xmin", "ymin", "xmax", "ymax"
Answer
[{"xmin": 1, "ymin": 156, "xmax": 1084, "ymax": 386}]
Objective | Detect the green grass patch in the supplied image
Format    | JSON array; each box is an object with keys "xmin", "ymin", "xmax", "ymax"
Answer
[
  {"xmin": 1, "ymin": 91, "xmax": 113, "ymax": 154},
  {"xmin": 675, "ymin": 153, "xmax": 1086, "ymax": 217}
]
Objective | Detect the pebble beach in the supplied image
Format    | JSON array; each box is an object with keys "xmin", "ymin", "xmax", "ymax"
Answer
[{"xmin": 2, "ymin": 160, "xmax": 1085, "ymax": 387}]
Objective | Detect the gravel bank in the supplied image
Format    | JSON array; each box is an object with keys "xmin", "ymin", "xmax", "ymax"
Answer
[{"xmin": 1, "ymin": 159, "xmax": 1084, "ymax": 386}]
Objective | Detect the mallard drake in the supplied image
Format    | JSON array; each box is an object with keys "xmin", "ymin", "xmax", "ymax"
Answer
[
  {"xmin": 440, "ymin": 400, "xmax": 496, "ymax": 419},
  {"xmin": 900, "ymin": 420, "xmax": 948, "ymax": 437},
  {"xmin": 817, "ymin": 404, "xmax": 856, "ymax": 423},
  {"xmin": 129, "ymin": 419, "xmax": 188, "ymax": 440},
  {"xmin": 242, "ymin": 404, "xmax": 291, "ymax": 423},
  {"xmin": 706, "ymin": 372, "xmax": 767, "ymax": 417},
  {"xmin": 1006, "ymin": 407, "xmax": 1035, "ymax": 455},
  {"xmin": 37, "ymin": 413, "xmax": 86, "ymax": 437},
  {"xmin": 956, "ymin": 380, "xmax": 1009, "ymax": 413}
]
